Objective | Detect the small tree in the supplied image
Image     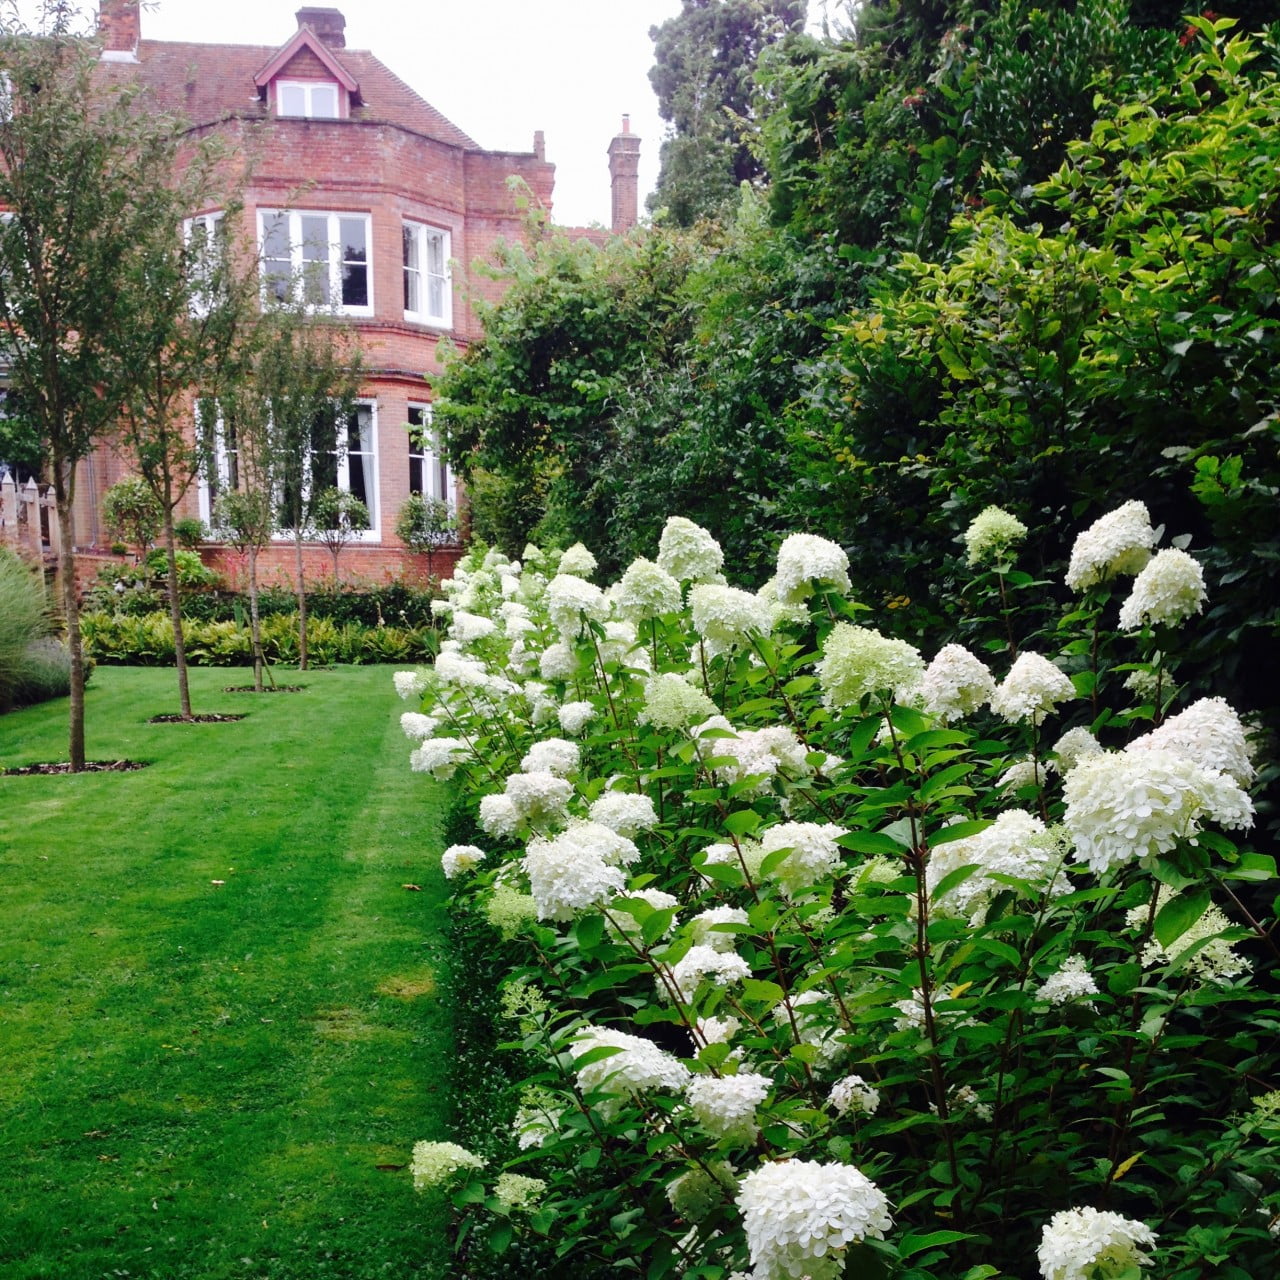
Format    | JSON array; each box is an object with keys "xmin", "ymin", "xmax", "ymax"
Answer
[
  {"xmin": 395, "ymin": 493, "xmax": 456, "ymax": 583},
  {"xmin": 101, "ymin": 477, "xmax": 163, "ymax": 561},
  {"xmin": 312, "ymin": 487, "xmax": 370, "ymax": 587},
  {"xmin": 0, "ymin": 5, "xmax": 211, "ymax": 766},
  {"xmin": 212, "ymin": 487, "xmax": 274, "ymax": 691}
]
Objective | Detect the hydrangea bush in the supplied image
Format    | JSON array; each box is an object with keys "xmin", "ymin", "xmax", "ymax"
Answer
[{"xmin": 399, "ymin": 509, "xmax": 1277, "ymax": 1279}]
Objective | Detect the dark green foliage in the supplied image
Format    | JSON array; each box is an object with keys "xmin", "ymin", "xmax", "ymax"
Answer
[
  {"xmin": 648, "ymin": 0, "xmax": 807, "ymax": 225},
  {"xmin": 172, "ymin": 517, "xmax": 208, "ymax": 549}
]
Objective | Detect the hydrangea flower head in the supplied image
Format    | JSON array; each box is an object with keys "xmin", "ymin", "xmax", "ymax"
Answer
[
  {"xmin": 539, "ymin": 641, "xmax": 579, "ymax": 681},
  {"xmin": 926, "ymin": 810, "xmax": 1058, "ymax": 923},
  {"xmin": 1118, "ymin": 548, "xmax": 1207, "ymax": 631},
  {"xmin": 441, "ymin": 844, "xmax": 486, "ymax": 879},
  {"xmin": 664, "ymin": 944, "xmax": 752, "ymax": 1005},
  {"xmin": 656, "ymin": 516, "xmax": 725, "ymax": 583},
  {"xmin": 523, "ymin": 828, "xmax": 626, "ymax": 921},
  {"xmin": 964, "ymin": 505, "xmax": 1028, "ymax": 566},
  {"xmin": 990, "ymin": 652, "xmax": 1076, "ymax": 725},
  {"xmin": 666, "ymin": 1162, "xmax": 737, "ymax": 1224},
  {"xmin": 410, "ymin": 1140, "xmax": 485, "ymax": 1191},
  {"xmin": 686, "ymin": 1071, "xmax": 771, "ymax": 1142},
  {"xmin": 1037, "ymin": 954, "xmax": 1099, "ymax": 1005},
  {"xmin": 640, "ymin": 672, "xmax": 719, "ymax": 731},
  {"xmin": 759, "ymin": 822, "xmax": 849, "ymax": 898},
  {"xmin": 558, "ymin": 699, "xmax": 597, "ymax": 735},
  {"xmin": 400, "ymin": 711, "xmax": 438, "ymax": 741},
  {"xmin": 911, "ymin": 643, "xmax": 995, "ymax": 723},
  {"xmin": 688, "ymin": 905, "xmax": 750, "ymax": 952},
  {"xmin": 689, "ymin": 583, "xmax": 767, "ymax": 652},
  {"xmin": 588, "ymin": 790, "xmax": 659, "ymax": 836},
  {"xmin": 1065, "ymin": 500, "xmax": 1156, "ymax": 590},
  {"xmin": 572, "ymin": 1026, "xmax": 690, "ymax": 1116},
  {"xmin": 1036, "ymin": 1206, "xmax": 1156, "ymax": 1280},
  {"xmin": 818, "ymin": 624, "xmax": 925, "ymax": 708},
  {"xmin": 1127, "ymin": 887, "xmax": 1249, "ymax": 984},
  {"xmin": 1052, "ymin": 727, "xmax": 1103, "ymax": 773},
  {"xmin": 520, "ymin": 738, "xmax": 581, "ymax": 778},
  {"xmin": 774, "ymin": 533, "xmax": 852, "ymax": 604},
  {"xmin": 616, "ymin": 557, "xmax": 682, "ymax": 620},
  {"xmin": 1064, "ymin": 749, "xmax": 1253, "ymax": 874},
  {"xmin": 504, "ymin": 771, "xmax": 574, "ymax": 825},
  {"xmin": 410, "ymin": 737, "xmax": 468, "ymax": 780},
  {"xmin": 493, "ymin": 1173, "xmax": 546, "ymax": 1212},
  {"xmin": 1127, "ymin": 696, "xmax": 1253, "ymax": 785},
  {"xmin": 547, "ymin": 574, "xmax": 610, "ymax": 640},
  {"xmin": 829, "ymin": 1074, "xmax": 880, "ymax": 1117},
  {"xmin": 393, "ymin": 669, "xmax": 427, "ymax": 701},
  {"xmin": 557, "ymin": 542, "xmax": 597, "ymax": 579},
  {"xmin": 736, "ymin": 1159, "xmax": 892, "ymax": 1280}
]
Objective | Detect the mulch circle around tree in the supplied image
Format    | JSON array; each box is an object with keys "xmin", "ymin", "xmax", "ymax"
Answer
[
  {"xmin": 2, "ymin": 760, "xmax": 150, "ymax": 776},
  {"xmin": 222, "ymin": 685, "xmax": 306, "ymax": 694},
  {"xmin": 148, "ymin": 714, "xmax": 247, "ymax": 724}
]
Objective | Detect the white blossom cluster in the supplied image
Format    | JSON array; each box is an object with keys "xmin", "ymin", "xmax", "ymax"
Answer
[
  {"xmin": 664, "ymin": 944, "xmax": 752, "ymax": 1005},
  {"xmin": 818, "ymin": 624, "xmax": 925, "ymax": 708},
  {"xmin": 1127, "ymin": 696, "xmax": 1254, "ymax": 785},
  {"xmin": 572, "ymin": 1026, "xmax": 690, "ymax": 1116},
  {"xmin": 690, "ymin": 583, "xmax": 769, "ymax": 653},
  {"xmin": 640, "ymin": 671, "xmax": 720, "ymax": 730},
  {"xmin": 558, "ymin": 699, "xmax": 597, "ymax": 735},
  {"xmin": 1118, "ymin": 547, "xmax": 1207, "ymax": 631},
  {"xmin": 695, "ymin": 719, "xmax": 815, "ymax": 793},
  {"xmin": 688, "ymin": 905, "xmax": 750, "ymax": 951},
  {"xmin": 686, "ymin": 1071, "xmax": 771, "ymax": 1142},
  {"xmin": 1036, "ymin": 954, "xmax": 1099, "ymax": 1005},
  {"xmin": 616, "ymin": 556, "xmax": 682, "ymax": 621},
  {"xmin": 547, "ymin": 573, "xmax": 610, "ymax": 639},
  {"xmin": 774, "ymin": 533, "xmax": 852, "ymax": 603},
  {"xmin": 1036, "ymin": 1206, "xmax": 1157, "ymax": 1280},
  {"xmin": 759, "ymin": 822, "xmax": 850, "ymax": 898},
  {"xmin": 1126, "ymin": 888, "xmax": 1249, "ymax": 984},
  {"xmin": 441, "ymin": 844, "xmax": 486, "ymax": 880},
  {"xmin": 964, "ymin": 505, "xmax": 1028, "ymax": 566},
  {"xmin": 1065, "ymin": 500, "xmax": 1155, "ymax": 590},
  {"xmin": 1063, "ymin": 749, "xmax": 1253, "ymax": 874},
  {"xmin": 520, "ymin": 737, "xmax": 581, "ymax": 777},
  {"xmin": 910, "ymin": 643, "xmax": 996, "ymax": 723},
  {"xmin": 409, "ymin": 736, "xmax": 468, "ymax": 780},
  {"xmin": 666, "ymin": 1162, "xmax": 737, "ymax": 1224},
  {"xmin": 828, "ymin": 1074, "xmax": 880, "ymax": 1117},
  {"xmin": 656, "ymin": 516, "xmax": 725, "ymax": 583},
  {"xmin": 588, "ymin": 790, "xmax": 659, "ymax": 836},
  {"xmin": 990, "ymin": 652, "xmax": 1076, "ymax": 725},
  {"xmin": 393, "ymin": 669, "xmax": 428, "ymax": 701},
  {"xmin": 410, "ymin": 1140, "xmax": 485, "ymax": 1190},
  {"xmin": 736, "ymin": 1159, "xmax": 892, "ymax": 1280}
]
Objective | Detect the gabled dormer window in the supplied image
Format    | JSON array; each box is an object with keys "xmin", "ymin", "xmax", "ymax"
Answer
[{"xmin": 277, "ymin": 80, "xmax": 340, "ymax": 119}]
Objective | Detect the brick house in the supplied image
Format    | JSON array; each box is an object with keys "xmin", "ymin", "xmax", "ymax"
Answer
[{"xmin": 49, "ymin": 2, "xmax": 641, "ymax": 587}]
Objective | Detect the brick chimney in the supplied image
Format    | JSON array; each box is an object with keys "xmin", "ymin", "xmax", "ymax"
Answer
[
  {"xmin": 97, "ymin": 0, "xmax": 140, "ymax": 59},
  {"xmin": 608, "ymin": 114, "xmax": 641, "ymax": 234},
  {"xmin": 295, "ymin": 7, "xmax": 347, "ymax": 49}
]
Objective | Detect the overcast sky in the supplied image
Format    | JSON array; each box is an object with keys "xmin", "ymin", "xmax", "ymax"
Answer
[{"xmin": 43, "ymin": 1, "xmax": 688, "ymax": 227}]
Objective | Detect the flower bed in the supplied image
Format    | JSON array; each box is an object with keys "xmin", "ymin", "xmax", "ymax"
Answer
[{"xmin": 399, "ymin": 509, "xmax": 1276, "ymax": 1279}]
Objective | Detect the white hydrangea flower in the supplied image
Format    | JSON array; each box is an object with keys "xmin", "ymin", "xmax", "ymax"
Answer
[
  {"xmin": 1064, "ymin": 748, "xmax": 1253, "ymax": 874},
  {"xmin": 1118, "ymin": 547, "xmax": 1207, "ymax": 631},
  {"xmin": 829, "ymin": 1074, "xmax": 880, "ymax": 1117},
  {"xmin": 1037, "ymin": 954, "xmax": 1099, "ymax": 1005},
  {"xmin": 688, "ymin": 905, "xmax": 750, "ymax": 952},
  {"xmin": 557, "ymin": 542, "xmax": 597, "ymax": 579},
  {"xmin": 441, "ymin": 844, "xmax": 486, "ymax": 879},
  {"xmin": 503, "ymin": 771, "xmax": 574, "ymax": 826},
  {"xmin": 926, "ymin": 810, "xmax": 1060, "ymax": 923},
  {"xmin": 689, "ymin": 583, "xmax": 768, "ymax": 652},
  {"xmin": 572, "ymin": 1026, "xmax": 690, "ymax": 1116},
  {"xmin": 990, "ymin": 652, "xmax": 1076, "ymax": 725},
  {"xmin": 1127, "ymin": 696, "xmax": 1253, "ymax": 785},
  {"xmin": 393, "ymin": 669, "xmax": 427, "ymax": 701},
  {"xmin": 640, "ymin": 671, "xmax": 719, "ymax": 730},
  {"xmin": 478, "ymin": 793, "xmax": 521, "ymax": 839},
  {"xmin": 702, "ymin": 838, "xmax": 767, "ymax": 880},
  {"xmin": 558, "ymin": 699, "xmax": 597, "ymax": 735},
  {"xmin": 433, "ymin": 650, "xmax": 490, "ymax": 688},
  {"xmin": 1051, "ymin": 727, "xmax": 1103, "ymax": 773},
  {"xmin": 656, "ymin": 516, "xmax": 725, "ymax": 583},
  {"xmin": 449, "ymin": 610, "xmax": 496, "ymax": 644},
  {"xmin": 736, "ymin": 1159, "xmax": 892, "ymax": 1280},
  {"xmin": 784, "ymin": 989, "xmax": 848, "ymax": 1070},
  {"xmin": 666, "ymin": 1162, "xmax": 737, "ymax": 1224},
  {"xmin": 774, "ymin": 532, "xmax": 852, "ymax": 603},
  {"xmin": 588, "ymin": 790, "xmax": 659, "ymax": 836},
  {"xmin": 520, "ymin": 738, "xmax": 581, "ymax": 778},
  {"xmin": 547, "ymin": 573, "xmax": 610, "ymax": 639},
  {"xmin": 998, "ymin": 758, "xmax": 1040, "ymax": 793},
  {"xmin": 664, "ymin": 944, "xmax": 752, "ymax": 1005},
  {"xmin": 759, "ymin": 822, "xmax": 849, "ymax": 898},
  {"xmin": 699, "ymin": 722, "xmax": 813, "ymax": 792},
  {"xmin": 1127, "ymin": 887, "xmax": 1249, "ymax": 984},
  {"xmin": 1065, "ymin": 500, "xmax": 1156, "ymax": 591},
  {"xmin": 400, "ymin": 711, "xmax": 438, "ymax": 741},
  {"xmin": 429, "ymin": 598, "xmax": 453, "ymax": 618},
  {"xmin": 616, "ymin": 556, "xmax": 682, "ymax": 620},
  {"xmin": 493, "ymin": 1173, "xmax": 546, "ymax": 1212},
  {"xmin": 539, "ymin": 641, "xmax": 579, "ymax": 681},
  {"xmin": 757, "ymin": 575, "xmax": 811, "ymax": 629},
  {"xmin": 410, "ymin": 1140, "xmax": 485, "ymax": 1191},
  {"xmin": 513, "ymin": 1087, "xmax": 562, "ymax": 1150},
  {"xmin": 964, "ymin": 505, "xmax": 1028, "ymax": 566},
  {"xmin": 818, "ymin": 624, "xmax": 925, "ymax": 708},
  {"xmin": 1037, "ymin": 1206, "xmax": 1157, "ymax": 1280},
  {"xmin": 697, "ymin": 1015, "xmax": 741, "ymax": 1045},
  {"xmin": 686, "ymin": 1072, "xmax": 771, "ymax": 1142},
  {"xmin": 523, "ymin": 831, "xmax": 626, "ymax": 922},
  {"xmin": 948, "ymin": 1084, "xmax": 993, "ymax": 1121},
  {"xmin": 554, "ymin": 819, "xmax": 640, "ymax": 868},
  {"xmin": 911, "ymin": 643, "xmax": 995, "ymax": 723},
  {"xmin": 409, "ymin": 737, "xmax": 468, "ymax": 780}
]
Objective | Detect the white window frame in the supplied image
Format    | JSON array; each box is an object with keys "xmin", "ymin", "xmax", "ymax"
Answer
[
  {"xmin": 183, "ymin": 211, "xmax": 225, "ymax": 316},
  {"xmin": 402, "ymin": 221, "xmax": 452, "ymax": 328},
  {"xmin": 259, "ymin": 209, "xmax": 373, "ymax": 317},
  {"xmin": 276, "ymin": 79, "xmax": 341, "ymax": 119},
  {"xmin": 195, "ymin": 401, "xmax": 239, "ymax": 530},
  {"xmin": 407, "ymin": 403, "xmax": 454, "ymax": 513},
  {"xmin": 196, "ymin": 401, "xmax": 379, "ymax": 541}
]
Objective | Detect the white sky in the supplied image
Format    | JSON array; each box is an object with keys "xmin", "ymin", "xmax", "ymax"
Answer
[{"xmin": 43, "ymin": 1, "xmax": 688, "ymax": 227}]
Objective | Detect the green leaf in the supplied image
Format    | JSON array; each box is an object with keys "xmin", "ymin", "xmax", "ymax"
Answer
[
  {"xmin": 1154, "ymin": 888, "xmax": 1211, "ymax": 948},
  {"xmin": 839, "ymin": 830, "xmax": 909, "ymax": 856},
  {"xmin": 723, "ymin": 809, "xmax": 762, "ymax": 837},
  {"xmin": 741, "ymin": 978, "xmax": 784, "ymax": 1007},
  {"xmin": 897, "ymin": 1230, "xmax": 976, "ymax": 1260},
  {"xmin": 488, "ymin": 1220, "xmax": 513, "ymax": 1254},
  {"xmin": 930, "ymin": 862, "xmax": 981, "ymax": 902},
  {"xmin": 1222, "ymin": 852, "xmax": 1277, "ymax": 883}
]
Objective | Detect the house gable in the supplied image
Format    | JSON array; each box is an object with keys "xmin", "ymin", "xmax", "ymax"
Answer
[{"xmin": 253, "ymin": 26, "xmax": 361, "ymax": 117}]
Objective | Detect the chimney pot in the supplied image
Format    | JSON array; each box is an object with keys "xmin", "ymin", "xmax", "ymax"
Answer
[{"xmin": 534, "ymin": 130, "xmax": 546, "ymax": 161}]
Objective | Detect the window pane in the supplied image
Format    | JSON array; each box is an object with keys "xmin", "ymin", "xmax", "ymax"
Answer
[
  {"xmin": 262, "ymin": 213, "xmax": 290, "ymax": 260},
  {"xmin": 347, "ymin": 453, "xmax": 370, "ymax": 507},
  {"xmin": 311, "ymin": 85, "xmax": 338, "ymax": 118},
  {"xmin": 346, "ymin": 408, "xmax": 371, "ymax": 455},
  {"xmin": 301, "ymin": 215, "xmax": 330, "ymax": 306},
  {"xmin": 340, "ymin": 218, "xmax": 367, "ymax": 308},
  {"xmin": 408, "ymin": 454, "xmax": 423, "ymax": 496},
  {"xmin": 403, "ymin": 225, "xmax": 419, "ymax": 312},
  {"xmin": 279, "ymin": 84, "xmax": 305, "ymax": 116},
  {"xmin": 428, "ymin": 275, "xmax": 443, "ymax": 319}
]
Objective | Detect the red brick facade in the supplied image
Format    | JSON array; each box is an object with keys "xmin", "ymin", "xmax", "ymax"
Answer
[{"xmin": 73, "ymin": 3, "xmax": 564, "ymax": 588}]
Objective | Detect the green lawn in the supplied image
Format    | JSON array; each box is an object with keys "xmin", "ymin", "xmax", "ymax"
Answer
[{"xmin": 0, "ymin": 667, "xmax": 454, "ymax": 1279}]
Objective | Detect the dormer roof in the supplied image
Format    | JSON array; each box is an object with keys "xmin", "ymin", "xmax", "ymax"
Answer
[{"xmin": 252, "ymin": 24, "xmax": 361, "ymax": 106}]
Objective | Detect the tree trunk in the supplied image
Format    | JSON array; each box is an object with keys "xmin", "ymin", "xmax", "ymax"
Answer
[
  {"xmin": 293, "ymin": 528, "xmax": 309, "ymax": 671},
  {"xmin": 161, "ymin": 502, "xmax": 193, "ymax": 718},
  {"xmin": 54, "ymin": 462, "xmax": 86, "ymax": 771},
  {"xmin": 248, "ymin": 542, "xmax": 265, "ymax": 693}
]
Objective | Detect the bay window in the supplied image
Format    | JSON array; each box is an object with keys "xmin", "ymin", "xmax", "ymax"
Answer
[
  {"xmin": 260, "ymin": 209, "xmax": 371, "ymax": 315},
  {"xmin": 403, "ymin": 221, "xmax": 450, "ymax": 326}
]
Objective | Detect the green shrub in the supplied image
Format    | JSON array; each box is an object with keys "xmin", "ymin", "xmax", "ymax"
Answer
[
  {"xmin": 9, "ymin": 637, "xmax": 78, "ymax": 708},
  {"xmin": 0, "ymin": 550, "xmax": 51, "ymax": 712},
  {"xmin": 172, "ymin": 517, "xmax": 207, "ymax": 549}
]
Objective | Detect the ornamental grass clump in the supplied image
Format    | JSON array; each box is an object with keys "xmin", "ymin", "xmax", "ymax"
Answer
[{"xmin": 402, "ymin": 509, "xmax": 1277, "ymax": 1280}]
